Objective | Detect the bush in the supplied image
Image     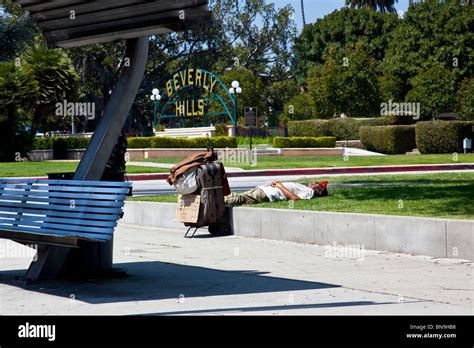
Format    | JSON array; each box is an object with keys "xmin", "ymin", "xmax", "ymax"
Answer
[
  {"xmin": 405, "ymin": 67, "xmax": 457, "ymax": 120},
  {"xmin": 32, "ymin": 137, "xmax": 90, "ymax": 150},
  {"xmin": 328, "ymin": 118, "xmax": 388, "ymax": 140},
  {"xmin": 272, "ymin": 136, "xmax": 336, "ymax": 148},
  {"xmin": 359, "ymin": 126, "xmax": 416, "ymax": 154},
  {"xmin": 127, "ymin": 137, "xmax": 153, "ymax": 148},
  {"xmin": 236, "ymin": 136, "xmax": 273, "ymax": 146},
  {"xmin": 415, "ymin": 121, "xmax": 474, "ymax": 154},
  {"xmin": 288, "ymin": 119, "xmax": 331, "ymax": 137},
  {"xmin": 455, "ymin": 78, "xmax": 474, "ymax": 121},
  {"xmin": 128, "ymin": 136, "xmax": 238, "ymax": 149},
  {"xmin": 282, "ymin": 92, "xmax": 318, "ymax": 123},
  {"xmin": 32, "ymin": 137, "xmax": 53, "ymax": 150},
  {"xmin": 66, "ymin": 137, "xmax": 90, "ymax": 149},
  {"xmin": 213, "ymin": 123, "xmax": 228, "ymax": 136},
  {"xmin": 288, "ymin": 117, "xmax": 388, "ymax": 140}
]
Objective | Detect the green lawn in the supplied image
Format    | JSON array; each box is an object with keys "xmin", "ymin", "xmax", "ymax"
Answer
[
  {"xmin": 130, "ymin": 172, "xmax": 474, "ymax": 220},
  {"xmin": 2, "ymin": 154, "xmax": 474, "ymax": 179},
  {"xmin": 0, "ymin": 161, "xmax": 168, "ymax": 177},
  {"xmin": 133, "ymin": 154, "xmax": 474, "ymax": 170}
]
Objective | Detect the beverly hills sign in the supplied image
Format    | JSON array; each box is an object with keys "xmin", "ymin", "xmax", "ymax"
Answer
[{"xmin": 165, "ymin": 68, "xmax": 220, "ymax": 117}]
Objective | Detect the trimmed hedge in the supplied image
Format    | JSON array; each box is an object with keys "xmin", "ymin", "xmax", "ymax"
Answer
[
  {"xmin": 127, "ymin": 136, "xmax": 238, "ymax": 149},
  {"xmin": 416, "ymin": 121, "xmax": 473, "ymax": 154},
  {"xmin": 288, "ymin": 117, "xmax": 389, "ymax": 140},
  {"xmin": 359, "ymin": 126, "xmax": 416, "ymax": 154},
  {"xmin": 288, "ymin": 119, "xmax": 331, "ymax": 137},
  {"xmin": 32, "ymin": 137, "xmax": 91, "ymax": 150},
  {"xmin": 272, "ymin": 136, "xmax": 337, "ymax": 148},
  {"xmin": 127, "ymin": 137, "xmax": 154, "ymax": 148}
]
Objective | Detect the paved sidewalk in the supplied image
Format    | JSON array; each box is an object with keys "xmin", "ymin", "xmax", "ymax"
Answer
[{"xmin": 0, "ymin": 225, "xmax": 472, "ymax": 315}]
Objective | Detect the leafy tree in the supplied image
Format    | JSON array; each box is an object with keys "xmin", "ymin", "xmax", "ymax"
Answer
[
  {"xmin": 405, "ymin": 67, "xmax": 457, "ymax": 120},
  {"xmin": 307, "ymin": 42, "xmax": 382, "ymax": 118},
  {"xmin": 293, "ymin": 7, "xmax": 399, "ymax": 81},
  {"xmin": 212, "ymin": 0, "xmax": 297, "ymax": 79},
  {"xmin": 219, "ymin": 67, "xmax": 265, "ymax": 124},
  {"xmin": 23, "ymin": 45, "xmax": 79, "ymax": 134},
  {"xmin": 281, "ymin": 92, "xmax": 317, "ymax": 124},
  {"xmin": 378, "ymin": 70, "xmax": 404, "ymax": 102},
  {"xmin": 0, "ymin": 62, "xmax": 38, "ymax": 161},
  {"xmin": 263, "ymin": 79, "xmax": 300, "ymax": 126},
  {"xmin": 383, "ymin": 0, "xmax": 473, "ymax": 96},
  {"xmin": 345, "ymin": 0, "xmax": 398, "ymax": 13},
  {"xmin": 455, "ymin": 77, "xmax": 474, "ymax": 121}
]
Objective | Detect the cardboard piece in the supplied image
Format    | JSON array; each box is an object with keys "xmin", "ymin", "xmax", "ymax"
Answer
[{"xmin": 175, "ymin": 194, "xmax": 201, "ymax": 223}]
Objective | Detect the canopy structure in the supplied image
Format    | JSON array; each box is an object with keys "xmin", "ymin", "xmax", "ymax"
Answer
[
  {"xmin": 14, "ymin": 0, "xmax": 213, "ymax": 48},
  {"xmin": 12, "ymin": 0, "xmax": 213, "ymax": 280}
]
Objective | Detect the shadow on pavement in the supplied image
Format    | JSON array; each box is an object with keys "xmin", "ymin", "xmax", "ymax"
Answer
[
  {"xmin": 0, "ymin": 260, "xmax": 341, "ymax": 305},
  {"xmin": 140, "ymin": 300, "xmax": 409, "ymax": 315}
]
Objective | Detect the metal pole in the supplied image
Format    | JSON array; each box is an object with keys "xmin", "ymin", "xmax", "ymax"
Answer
[
  {"xmin": 249, "ymin": 127, "xmax": 253, "ymax": 152},
  {"xmin": 71, "ymin": 37, "xmax": 149, "ymax": 274}
]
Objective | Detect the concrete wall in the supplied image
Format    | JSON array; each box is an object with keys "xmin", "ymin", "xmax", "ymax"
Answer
[
  {"xmin": 122, "ymin": 201, "xmax": 474, "ymax": 260},
  {"xmin": 336, "ymin": 140, "xmax": 364, "ymax": 149},
  {"xmin": 29, "ymin": 147, "xmax": 344, "ymax": 160},
  {"xmin": 280, "ymin": 148, "xmax": 343, "ymax": 156}
]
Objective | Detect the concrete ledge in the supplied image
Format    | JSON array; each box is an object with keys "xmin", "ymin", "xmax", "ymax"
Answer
[
  {"xmin": 122, "ymin": 201, "xmax": 474, "ymax": 260},
  {"xmin": 280, "ymin": 148, "xmax": 343, "ymax": 156}
]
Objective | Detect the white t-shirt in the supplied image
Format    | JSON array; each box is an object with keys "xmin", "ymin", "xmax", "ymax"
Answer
[{"xmin": 257, "ymin": 182, "xmax": 314, "ymax": 202}]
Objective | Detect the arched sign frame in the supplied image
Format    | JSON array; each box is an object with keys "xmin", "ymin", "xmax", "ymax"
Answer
[{"xmin": 154, "ymin": 68, "xmax": 237, "ymax": 129}]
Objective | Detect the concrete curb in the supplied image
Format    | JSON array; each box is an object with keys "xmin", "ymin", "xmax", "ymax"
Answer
[{"xmin": 121, "ymin": 201, "xmax": 474, "ymax": 260}]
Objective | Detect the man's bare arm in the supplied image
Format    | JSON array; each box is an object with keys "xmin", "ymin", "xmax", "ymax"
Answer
[{"xmin": 274, "ymin": 182, "xmax": 300, "ymax": 201}]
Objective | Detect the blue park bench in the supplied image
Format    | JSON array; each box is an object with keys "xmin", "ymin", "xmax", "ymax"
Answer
[
  {"xmin": 9, "ymin": 0, "xmax": 212, "ymax": 280},
  {"xmin": 0, "ymin": 178, "xmax": 131, "ymax": 281}
]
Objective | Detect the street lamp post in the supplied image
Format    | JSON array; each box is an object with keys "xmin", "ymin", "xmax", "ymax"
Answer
[
  {"xmin": 228, "ymin": 80, "xmax": 242, "ymax": 137},
  {"xmin": 150, "ymin": 88, "xmax": 161, "ymax": 132}
]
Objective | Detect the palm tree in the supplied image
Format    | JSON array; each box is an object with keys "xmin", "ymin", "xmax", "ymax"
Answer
[
  {"xmin": 301, "ymin": 0, "xmax": 306, "ymax": 26},
  {"xmin": 345, "ymin": 0, "xmax": 398, "ymax": 13},
  {"xmin": 0, "ymin": 62, "xmax": 38, "ymax": 161},
  {"xmin": 23, "ymin": 45, "xmax": 79, "ymax": 134}
]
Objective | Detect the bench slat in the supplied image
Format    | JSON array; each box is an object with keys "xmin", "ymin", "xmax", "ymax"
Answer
[
  {"xmin": 0, "ymin": 220, "xmax": 114, "ymax": 235},
  {"xmin": 0, "ymin": 201, "xmax": 122, "ymax": 214},
  {"xmin": 0, "ymin": 213, "xmax": 118, "ymax": 228},
  {"xmin": 0, "ymin": 189, "xmax": 127, "ymax": 201},
  {"xmin": 0, "ymin": 225, "xmax": 111, "ymax": 242},
  {"xmin": 0, "ymin": 206, "xmax": 120, "ymax": 221},
  {"xmin": 0, "ymin": 193, "xmax": 125, "ymax": 207},
  {"xmin": 0, "ymin": 183, "xmax": 130, "ymax": 194},
  {"xmin": 0, "ymin": 178, "xmax": 132, "ymax": 187}
]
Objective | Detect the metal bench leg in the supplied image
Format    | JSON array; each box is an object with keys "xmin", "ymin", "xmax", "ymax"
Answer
[
  {"xmin": 184, "ymin": 227, "xmax": 199, "ymax": 238},
  {"xmin": 26, "ymin": 245, "xmax": 70, "ymax": 282}
]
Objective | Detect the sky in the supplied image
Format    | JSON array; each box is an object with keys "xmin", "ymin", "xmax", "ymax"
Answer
[{"xmin": 271, "ymin": 0, "xmax": 411, "ymax": 30}]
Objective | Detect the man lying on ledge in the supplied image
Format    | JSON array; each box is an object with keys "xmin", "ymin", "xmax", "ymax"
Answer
[{"xmin": 224, "ymin": 181, "xmax": 328, "ymax": 206}]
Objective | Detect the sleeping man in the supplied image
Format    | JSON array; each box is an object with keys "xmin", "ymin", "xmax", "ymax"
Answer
[{"xmin": 224, "ymin": 181, "xmax": 328, "ymax": 206}]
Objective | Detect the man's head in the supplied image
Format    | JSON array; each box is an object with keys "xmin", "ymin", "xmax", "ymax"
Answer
[{"xmin": 308, "ymin": 181, "xmax": 328, "ymax": 197}]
